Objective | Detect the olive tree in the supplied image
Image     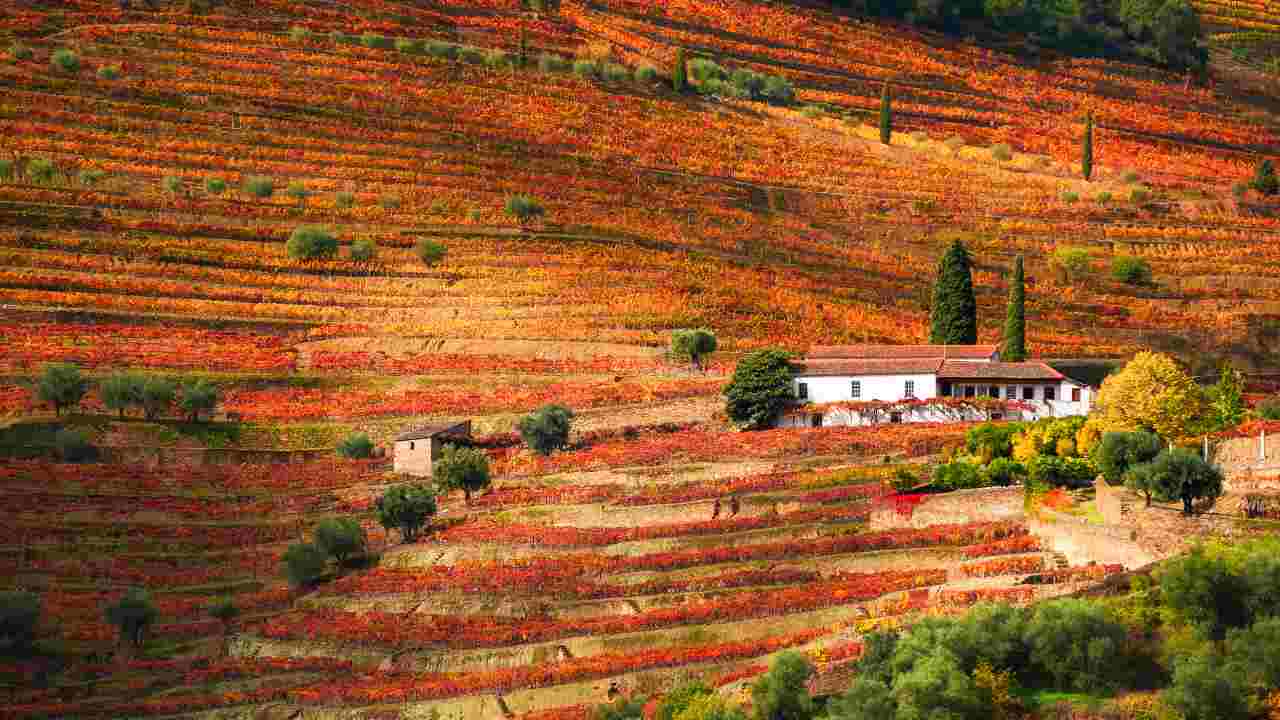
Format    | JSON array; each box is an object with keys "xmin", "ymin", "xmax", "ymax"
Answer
[
  {"xmin": 178, "ymin": 379, "xmax": 219, "ymax": 422},
  {"xmin": 37, "ymin": 363, "xmax": 88, "ymax": 416},
  {"xmin": 433, "ymin": 444, "xmax": 491, "ymax": 502},
  {"xmin": 139, "ymin": 376, "xmax": 176, "ymax": 420},
  {"xmin": 0, "ymin": 591, "xmax": 41, "ymax": 654},
  {"xmin": 375, "ymin": 483, "xmax": 438, "ymax": 543},
  {"xmin": 519, "ymin": 404, "xmax": 574, "ymax": 455},
  {"xmin": 313, "ymin": 518, "xmax": 368, "ymax": 569},
  {"xmin": 104, "ymin": 589, "xmax": 157, "ymax": 649},
  {"xmin": 1127, "ymin": 448, "xmax": 1222, "ymax": 515},
  {"xmin": 283, "ymin": 542, "xmax": 327, "ymax": 587},
  {"xmin": 749, "ymin": 651, "xmax": 814, "ymax": 720},
  {"xmin": 101, "ymin": 371, "xmax": 144, "ymax": 419},
  {"xmin": 671, "ymin": 328, "xmax": 718, "ymax": 371}
]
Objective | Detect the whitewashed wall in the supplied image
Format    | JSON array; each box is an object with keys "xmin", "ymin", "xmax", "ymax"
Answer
[{"xmin": 794, "ymin": 373, "xmax": 937, "ymax": 404}]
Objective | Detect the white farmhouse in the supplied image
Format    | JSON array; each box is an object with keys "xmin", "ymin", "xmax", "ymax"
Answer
[{"xmin": 777, "ymin": 344, "xmax": 1093, "ymax": 428}]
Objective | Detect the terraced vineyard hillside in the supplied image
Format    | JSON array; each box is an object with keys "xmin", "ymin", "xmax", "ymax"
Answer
[{"xmin": 0, "ymin": 0, "xmax": 1277, "ymax": 717}]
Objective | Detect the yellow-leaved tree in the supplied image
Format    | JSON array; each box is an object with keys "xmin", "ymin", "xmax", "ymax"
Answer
[{"xmin": 1085, "ymin": 352, "xmax": 1205, "ymax": 443}]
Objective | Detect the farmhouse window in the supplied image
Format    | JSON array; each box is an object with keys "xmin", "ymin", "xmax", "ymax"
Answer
[
  {"xmin": 798, "ymin": 382, "xmax": 808, "ymax": 400},
  {"xmin": 940, "ymin": 381, "xmax": 952, "ymax": 396},
  {"xmin": 904, "ymin": 380, "xmax": 915, "ymax": 398},
  {"xmin": 1022, "ymin": 386, "xmax": 1035, "ymax": 401},
  {"xmin": 1005, "ymin": 385, "xmax": 1016, "ymax": 399},
  {"xmin": 851, "ymin": 380, "xmax": 861, "ymax": 399},
  {"xmin": 890, "ymin": 411, "xmax": 903, "ymax": 424},
  {"xmin": 409, "ymin": 442, "xmax": 415, "ymax": 450},
  {"xmin": 964, "ymin": 385, "xmax": 975, "ymax": 398},
  {"xmin": 1044, "ymin": 386, "xmax": 1056, "ymax": 401},
  {"xmin": 988, "ymin": 386, "xmax": 999, "ymax": 398},
  {"xmin": 811, "ymin": 414, "xmax": 823, "ymax": 428},
  {"xmin": 1072, "ymin": 387, "xmax": 1082, "ymax": 402}
]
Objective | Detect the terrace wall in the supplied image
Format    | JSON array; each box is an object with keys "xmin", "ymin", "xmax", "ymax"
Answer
[
  {"xmin": 869, "ymin": 486, "xmax": 1023, "ymax": 530},
  {"xmin": 1027, "ymin": 509, "xmax": 1155, "ymax": 569}
]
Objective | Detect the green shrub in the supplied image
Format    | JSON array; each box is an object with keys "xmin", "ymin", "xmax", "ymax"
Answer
[
  {"xmin": 1165, "ymin": 652, "xmax": 1250, "ymax": 720},
  {"xmin": 287, "ymin": 226, "xmax": 339, "ymax": 260},
  {"xmin": 1096, "ymin": 191, "xmax": 1113, "ymax": 204},
  {"xmin": 670, "ymin": 328, "xmax": 718, "ymax": 371},
  {"xmin": 932, "ymin": 460, "xmax": 985, "ymax": 490},
  {"xmin": 761, "ymin": 74, "xmax": 795, "ymax": 103},
  {"xmin": 178, "ymin": 379, "xmax": 219, "ymax": 422},
  {"xmin": 349, "ymin": 238, "xmax": 376, "ymax": 262},
  {"xmin": 139, "ymin": 376, "xmax": 176, "ymax": 420},
  {"xmin": 334, "ymin": 190, "xmax": 356, "ymax": 209},
  {"xmin": 329, "ymin": 30, "xmax": 353, "ymax": 45},
  {"xmin": 289, "ymin": 25, "xmax": 313, "ymax": 42},
  {"xmin": 1060, "ymin": 191, "xmax": 1079, "ymax": 203},
  {"xmin": 376, "ymin": 484, "xmax": 438, "ymax": 543},
  {"xmin": 458, "ymin": 46, "xmax": 486, "ymax": 64},
  {"xmin": 337, "ymin": 432, "xmax": 374, "ymax": 458},
  {"xmin": 104, "ymin": 589, "xmax": 157, "ymax": 649},
  {"xmin": 160, "ymin": 175, "xmax": 183, "ymax": 195},
  {"xmin": 486, "ymin": 49, "xmax": 514, "ymax": 68},
  {"xmin": 1231, "ymin": 181, "xmax": 1248, "ymax": 198},
  {"xmin": 1130, "ymin": 186, "xmax": 1151, "ymax": 203},
  {"xmin": 51, "ymin": 49, "xmax": 80, "ymax": 73},
  {"xmin": 395, "ymin": 37, "xmax": 423, "ymax": 54},
  {"xmin": 78, "ymin": 168, "xmax": 105, "ymax": 186},
  {"xmin": 427, "ymin": 41, "xmax": 458, "ymax": 59},
  {"xmin": 1111, "ymin": 255, "xmax": 1152, "ymax": 285},
  {"xmin": 1121, "ymin": 169, "xmax": 1140, "ymax": 183},
  {"xmin": 1250, "ymin": 158, "xmax": 1279, "ymax": 196},
  {"xmin": 538, "ymin": 52, "xmax": 569, "ymax": 72},
  {"xmin": 27, "ymin": 157, "xmax": 58, "ymax": 185},
  {"xmin": 892, "ymin": 467, "xmax": 920, "ymax": 492},
  {"xmin": 204, "ymin": 177, "xmax": 227, "ymax": 195},
  {"xmin": 96, "ymin": 65, "xmax": 120, "ymax": 80},
  {"xmin": 0, "ymin": 591, "xmax": 40, "ymax": 653},
  {"xmin": 505, "ymin": 193, "xmax": 545, "ymax": 221},
  {"xmin": 283, "ymin": 542, "xmax": 326, "ymax": 587},
  {"xmin": 520, "ymin": 404, "xmax": 575, "ymax": 455},
  {"xmin": 602, "ymin": 63, "xmax": 630, "ymax": 82},
  {"xmin": 101, "ymin": 371, "xmax": 143, "ymax": 419},
  {"xmin": 800, "ymin": 104, "xmax": 822, "ymax": 119},
  {"xmin": 0, "ymin": 159, "xmax": 13, "ymax": 182},
  {"xmin": 1094, "ymin": 431, "xmax": 1162, "ymax": 485},
  {"xmin": 1258, "ymin": 399, "xmax": 1280, "ymax": 420},
  {"xmin": 242, "ymin": 175, "xmax": 274, "ymax": 199},
  {"xmin": 635, "ymin": 64, "xmax": 658, "ymax": 82},
  {"xmin": 314, "ymin": 518, "xmax": 367, "ymax": 567},
  {"xmin": 965, "ymin": 422, "xmax": 1025, "ymax": 461},
  {"xmin": 1052, "ymin": 246, "xmax": 1092, "ymax": 282},
  {"xmin": 284, "ymin": 181, "xmax": 308, "ymax": 203},
  {"xmin": 54, "ymin": 428, "xmax": 96, "ymax": 463},
  {"xmin": 378, "ymin": 193, "xmax": 401, "ymax": 210},
  {"xmin": 688, "ymin": 57, "xmax": 726, "ymax": 83},
  {"xmin": 8, "ymin": 42, "xmax": 32, "ymax": 61},
  {"xmin": 415, "ymin": 238, "xmax": 447, "ymax": 266},
  {"xmin": 1025, "ymin": 598, "xmax": 1127, "ymax": 693},
  {"xmin": 361, "ymin": 32, "xmax": 393, "ymax": 50},
  {"xmin": 983, "ymin": 457, "xmax": 1027, "ymax": 486},
  {"xmin": 750, "ymin": 651, "xmax": 815, "ymax": 720},
  {"xmin": 991, "ymin": 143, "xmax": 1013, "ymax": 162},
  {"xmin": 1027, "ymin": 455, "xmax": 1095, "ymax": 489},
  {"xmin": 572, "ymin": 59, "xmax": 598, "ymax": 78}
]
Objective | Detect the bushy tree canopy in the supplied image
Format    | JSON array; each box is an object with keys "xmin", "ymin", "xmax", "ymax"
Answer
[
  {"xmin": 1126, "ymin": 448, "xmax": 1222, "ymax": 514},
  {"xmin": 104, "ymin": 588, "xmax": 158, "ymax": 648},
  {"xmin": 724, "ymin": 350, "xmax": 794, "ymax": 430},
  {"xmin": 750, "ymin": 651, "xmax": 814, "ymax": 720},
  {"xmin": 672, "ymin": 329, "xmax": 718, "ymax": 371},
  {"xmin": 37, "ymin": 363, "xmax": 88, "ymax": 416},
  {"xmin": 1024, "ymin": 598, "xmax": 1127, "ymax": 693},
  {"xmin": 1160, "ymin": 547, "xmax": 1252, "ymax": 641},
  {"xmin": 433, "ymin": 444, "xmax": 491, "ymax": 501},
  {"xmin": 1094, "ymin": 430, "xmax": 1163, "ymax": 485},
  {"xmin": 314, "ymin": 518, "xmax": 367, "ymax": 567},
  {"xmin": 283, "ymin": 542, "xmax": 327, "ymax": 587},
  {"xmin": 376, "ymin": 483, "xmax": 438, "ymax": 543},
  {"xmin": 519, "ymin": 404, "xmax": 574, "ymax": 455},
  {"xmin": 0, "ymin": 591, "xmax": 40, "ymax": 653},
  {"xmin": 1086, "ymin": 351, "xmax": 1205, "ymax": 442}
]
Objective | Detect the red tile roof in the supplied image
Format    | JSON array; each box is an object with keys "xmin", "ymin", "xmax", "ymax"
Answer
[
  {"xmin": 807, "ymin": 344, "xmax": 999, "ymax": 360},
  {"xmin": 938, "ymin": 361, "xmax": 1066, "ymax": 381},
  {"xmin": 795, "ymin": 359, "xmax": 944, "ymax": 377}
]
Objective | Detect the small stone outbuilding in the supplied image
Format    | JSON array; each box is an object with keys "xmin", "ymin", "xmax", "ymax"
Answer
[{"xmin": 393, "ymin": 420, "xmax": 472, "ymax": 477}]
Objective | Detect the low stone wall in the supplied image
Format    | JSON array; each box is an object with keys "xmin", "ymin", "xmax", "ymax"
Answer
[
  {"xmin": 870, "ymin": 486, "xmax": 1023, "ymax": 530},
  {"xmin": 1094, "ymin": 479, "xmax": 1127, "ymax": 525},
  {"xmin": 1028, "ymin": 508, "xmax": 1155, "ymax": 569},
  {"xmin": 96, "ymin": 446, "xmax": 339, "ymax": 466}
]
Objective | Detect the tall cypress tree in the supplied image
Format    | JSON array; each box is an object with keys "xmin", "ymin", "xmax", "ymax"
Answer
[
  {"xmin": 518, "ymin": 27, "xmax": 528, "ymax": 68},
  {"xmin": 1003, "ymin": 255, "xmax": 1027, "ymax": 362},
  {"xmin": 929, "ymin": 240, "xmax": 978, "ymax": 345},
  {"xmin": 1082, "ymin": 112, "xmax": 1094, "ymax": 181},
  {"xmin": 879, "ymin": 82, "xmax": 892, "ymax": 146},
  {"xmin": 673, "ymin": 48, "xmax": 688, "ymax": 93}
]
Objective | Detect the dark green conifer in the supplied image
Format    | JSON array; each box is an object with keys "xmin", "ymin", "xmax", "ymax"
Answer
[
  {"xmin": 879, "ymin": 82, "xmax": 892, "ymax": 145},
  {"xmin": 929, "ymin": 240, "xmax": 978, "ymax": 345},
  {"xmin": 673, "ymin": 48, "xmax": 688, "ymax": 93},
  {"xmin": 1003, "ymin": 255, "xmax": 1026, "ymax": 362},
  {"xmin": 1082, "ymin": 112, "xmax": 1094, "ymax": 181}
]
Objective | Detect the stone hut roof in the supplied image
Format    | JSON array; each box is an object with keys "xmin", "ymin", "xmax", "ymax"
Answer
[{"xmin": 394, "ymin": 420, "xmax": 472, "ymax": 442}]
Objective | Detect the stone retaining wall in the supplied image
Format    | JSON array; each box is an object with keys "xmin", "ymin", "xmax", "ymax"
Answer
[
  {"xmin": 869, "ymin": 486, "xmax": 1023, "ymax": 530},
  {"xmin": 1028, "ymin": 508, "xmax": 1155, "ymax": 569}
]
